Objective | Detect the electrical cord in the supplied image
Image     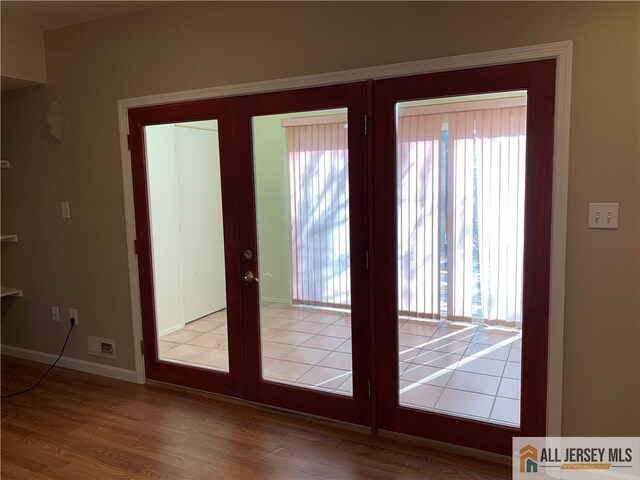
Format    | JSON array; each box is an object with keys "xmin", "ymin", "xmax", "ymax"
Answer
[{"xmin": 1, "ymin": 320, "xmax": 75, "ymax": 400}]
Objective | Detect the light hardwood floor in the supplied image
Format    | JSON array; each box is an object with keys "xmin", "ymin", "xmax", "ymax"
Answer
[{"xmin": 1, "ymin": 356, "xmax": 510, "ymax": 479}]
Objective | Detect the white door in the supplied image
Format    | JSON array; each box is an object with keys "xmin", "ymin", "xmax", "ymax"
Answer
[{"xmin": 175, "ymin": 122, "xmax": 227, "ymax": 322}]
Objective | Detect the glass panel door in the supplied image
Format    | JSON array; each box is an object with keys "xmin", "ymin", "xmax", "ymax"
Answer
[
  {"xmin": 233, "ymin": 84, "xmax": 371, "ymax": 425},
  {"xmin": 372, "ymin": 60, "xmax": 556, "ymax": 455},
  {"xmin": 128, "ymin": 98, "xmax": 244, "ymax": 397},
  {"xmin": 129, "ymin": 64, "xmax": 554, "ymax": 454}
]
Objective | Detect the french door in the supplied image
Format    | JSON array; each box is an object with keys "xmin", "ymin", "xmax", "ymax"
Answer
[
  {"xmin": 129, "ymin": 84, "xmax": 371, "ymax": 426},
  {"xmin": 372, "ymin": 60, "xmax": 556, "ymax": 453},
  {"xmin": 129, "ymin": 60, "xmax": 555, "ymax": 454},
  {"xmin": 233, "ymin": 84, "xmax": 371, "ymax": 424},
  {"xmin": 129, "ymin": 98, "xmax": 245, "ymax": 397}
]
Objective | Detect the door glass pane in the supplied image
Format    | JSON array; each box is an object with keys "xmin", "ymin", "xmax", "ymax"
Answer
[
  {"xmin": 145, "ymin": 120, "xmax": 229, "ymax": 372},
  {"xmin": 252, "ymin": 108, "xmax": 353, "ymax": 396},
  {"xmin": 396, "ymin": 92, "xmax": 526, "ymax": 426}
]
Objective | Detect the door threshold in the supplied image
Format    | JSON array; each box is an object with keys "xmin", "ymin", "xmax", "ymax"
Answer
[
  {"xmin": 146, "ymin": 378, "xmax": 368, "ymax": 434},
  {"xmin": 378, "ymin": 430, "xmax": 511, "ymax": 466},
  {"xmin": 146, "ymin": 378, "xmax": 510, "ymax": 467}
]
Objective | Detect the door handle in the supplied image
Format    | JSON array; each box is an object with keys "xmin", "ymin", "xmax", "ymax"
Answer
[{"xmin": 242, "ymin": 271, "xmax": 259, "ymax": 283}]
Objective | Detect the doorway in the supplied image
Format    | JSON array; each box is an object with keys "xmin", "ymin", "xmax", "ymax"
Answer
[{"xmin": 127, "ymin": 59, "xmax": 556, "ymax": 454}]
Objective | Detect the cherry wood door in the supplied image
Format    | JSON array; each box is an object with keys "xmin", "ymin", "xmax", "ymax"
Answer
[
  {"xmin": 371, "ymin": 60, "xmax": 556, "ymax": 454},
  {"xmin": 129, "ymin": 98, "xmax": 245, "ymax": 397},
  {"xmin": 232, "ymin": 83, "xmax": 372, "ymax": 426}
]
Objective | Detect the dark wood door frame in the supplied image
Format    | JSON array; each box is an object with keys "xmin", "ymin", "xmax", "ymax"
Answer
[
  {"xmin": 128, "ymin": 98, "xmax": 245, "ymax": 397},
  {"xmin": 232, "ymin": 83, "xmax": 372, "ymax": 426},
  {"xmin": 371, "ymin": 59, "xmax": 556, "ymax": 455}
]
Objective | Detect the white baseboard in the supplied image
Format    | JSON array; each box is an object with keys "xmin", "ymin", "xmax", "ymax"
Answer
[
  {"xmin": 158, "ymin": 323, "xmax": 185, "ymax": 337},
  {"xmin": 262, "ymin": 297, "xmax": 292, "ymax": 305},
  {"xmin": 1, "ymin": 344, "xmax": 139, "ymax": 383}
]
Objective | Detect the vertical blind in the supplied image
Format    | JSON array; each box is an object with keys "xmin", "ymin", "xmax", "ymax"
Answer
[
  {"xmin": 286, "ymin": 120, "xmax": 351, "ymax": 308},
  {"xmin": 283, "ymin": 100, "xmax": 526, "ymax": 326},
  {"xmin": 397, "ymin": 113, "xmax": 442, "ymax": 318},
  {"xmin": 448, "ymin": 106, "xmax": 527, "ymax": 327},
  {"xmin": 398, "ymin": 99, "xmax": 527, "ymax": 328}
]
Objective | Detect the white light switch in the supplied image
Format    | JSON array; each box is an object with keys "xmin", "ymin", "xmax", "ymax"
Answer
[
  {"xmin": 588, "ymin": 203, "xmax": 619, "ymax": 229},
  {"xmin": 61, "ymin": 201, "xmax": 71, "ymax": 218}
]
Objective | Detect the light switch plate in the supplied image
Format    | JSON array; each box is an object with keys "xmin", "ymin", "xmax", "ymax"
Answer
[
  {"xmin": 61, "ymin": 201, "xmax": 71, "ymax": 219},
  {"xmin": 588, "ymin": 203, "xmax": 619, "ymax": 229}
]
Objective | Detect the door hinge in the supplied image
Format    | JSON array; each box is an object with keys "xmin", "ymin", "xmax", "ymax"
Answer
[
  {"xmin": 127, "ymin": 134, "xmax": 131, "ymax": 150},
  {"xmin": 364, "ymin": 114, "xmax": 368, "ymax": 135},
  {"xmin": 365, "ymin": 250, "xmax": 369, "ymax": 270},
  {"xmin": 368, "ymin": 379, "xmax": 371, "ymax": 397},
  {"xmin": 140, "ymin": 339, "xmax": 144, "ymax": 355},
  {"xmin": 134, "ymin": 239, "xmax": 139, "ymax": 256}
]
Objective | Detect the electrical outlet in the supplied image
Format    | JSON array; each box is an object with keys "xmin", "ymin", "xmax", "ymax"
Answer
[
  {"xmin": 51, "ymin": 306, "xmax": 60, "ymax": 322},
  {"xmin": 69, "ymin": 308, "xmax": 79, "ymax": 325}
]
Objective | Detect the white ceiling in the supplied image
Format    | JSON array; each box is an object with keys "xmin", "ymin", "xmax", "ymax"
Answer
[{"xmin": 1, "ymin": 1, "xmax": 167, "ymax": 32}]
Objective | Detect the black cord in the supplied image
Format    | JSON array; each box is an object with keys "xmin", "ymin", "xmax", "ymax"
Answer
[{"xmin": 2, "ymin": 322, "xmax": 75, "ymax": 400}]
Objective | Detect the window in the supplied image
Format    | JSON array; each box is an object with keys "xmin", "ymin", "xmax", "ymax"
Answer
[
  {"xmin": 397, "ymin": 93, "xmax": 527, "ymax": 328},
  {"xmin": 284, "ymin": 113, "xmax": 351, "ymax": 308}
]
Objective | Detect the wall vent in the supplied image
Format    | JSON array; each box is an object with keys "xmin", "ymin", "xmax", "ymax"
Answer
[{"xmin": 87, "ymin": 336, "xmax": 117, "ymax": 359}]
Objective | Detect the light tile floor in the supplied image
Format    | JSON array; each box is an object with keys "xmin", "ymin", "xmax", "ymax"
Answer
[{"xmin": 159, "ymin": 303, "xmax": 521, "ymax": 427}]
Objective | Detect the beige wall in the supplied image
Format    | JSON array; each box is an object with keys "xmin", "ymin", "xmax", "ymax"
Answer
[
  {"xmin": 1, "ymin": 21, "xmax": 47, "ymax": 85},
  {"xmin": 1, "ymin": 2, "xmax": 638, "ymax": 436}
]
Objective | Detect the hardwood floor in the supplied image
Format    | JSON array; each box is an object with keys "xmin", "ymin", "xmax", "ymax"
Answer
[{"xmin": 1, "ymin": 356, "xmax": 510, "ymax": 479}]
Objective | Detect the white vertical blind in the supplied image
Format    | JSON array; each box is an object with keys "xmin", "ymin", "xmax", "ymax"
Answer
[
  {"xmin": 397, "ymin": 99, "xmax": 527, "ymax": 328},
  {"xmin": 397, "ymin": 114, "xmax": 441, "ymax": 318},
  {"xmin": 287, "ymin": 121, "xmax": 351, "ymax": 308},
  {"xmin": 448, "ymin": 106, "xmax": 527, "ymax": 327}
]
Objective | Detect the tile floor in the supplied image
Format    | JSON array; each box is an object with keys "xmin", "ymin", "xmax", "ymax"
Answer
[{"xmin": 159, "ymin": 302, "xmax": 521, "ymax": 427}]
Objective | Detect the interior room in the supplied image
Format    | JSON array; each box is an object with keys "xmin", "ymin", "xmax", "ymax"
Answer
[{"xmin": 1, "ymin": 2, "xmax": 638, "ymax": 479}]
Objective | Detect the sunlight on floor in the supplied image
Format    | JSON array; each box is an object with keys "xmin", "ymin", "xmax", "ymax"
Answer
[{"xmin": 159, "ymin": 302, "xmax": 521, "ymax": 427}]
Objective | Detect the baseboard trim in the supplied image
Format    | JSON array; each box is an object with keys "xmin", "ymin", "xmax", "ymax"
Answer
[
  {"xmin": 158, "ymin": 323, "xmax": 185, "ymax": 337},
  {"xmin": 1, "ymin": 345, "xmax": 139, "ymax": 383},
  {"xmin": 262, "ymin": 297, "xmax": 292, "ymax": 305}
]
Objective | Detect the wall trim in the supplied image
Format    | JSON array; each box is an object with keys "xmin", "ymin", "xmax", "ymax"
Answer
[
  {"xmin": 158, "ymin": 323, "xmax": 185, "ymax": 338},
  {"xmin": 261, "ymin": 297, "xmax": 293, "ymax": 305},
  {"xmin": 117, "ymin": 40, "xmax": 572, "ymax": 435},
  {"xmin": 1, "ymin": 345, "xmax": 138, "ymax": 383}
]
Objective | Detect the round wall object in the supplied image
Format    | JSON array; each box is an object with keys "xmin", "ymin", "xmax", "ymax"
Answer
[{"xmin": 47, "ymin": 100, "xmax": 65, "ymax": 143}]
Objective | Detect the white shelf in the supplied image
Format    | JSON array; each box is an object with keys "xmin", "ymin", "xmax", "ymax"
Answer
[
  {"xmin": 1, "ymin": 156, "xmax": 19, "ymax": 298},
  {"xmin": 1, "ymin": 287, "xmax": 23, "ymax": 298}
]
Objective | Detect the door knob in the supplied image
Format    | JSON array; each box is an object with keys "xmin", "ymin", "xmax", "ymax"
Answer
[{"xmin": 242, "ymin": 271, "xmax": 259, "ymax": 283}]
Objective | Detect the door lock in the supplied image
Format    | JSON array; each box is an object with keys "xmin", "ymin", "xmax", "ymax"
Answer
[
  {"xmin": 242, "ymin": 250, "xmax": 253, "ymax": 260},
  {"xmin": 242, "ymin": 271, "xmax": 259, "ymax": 283}
]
